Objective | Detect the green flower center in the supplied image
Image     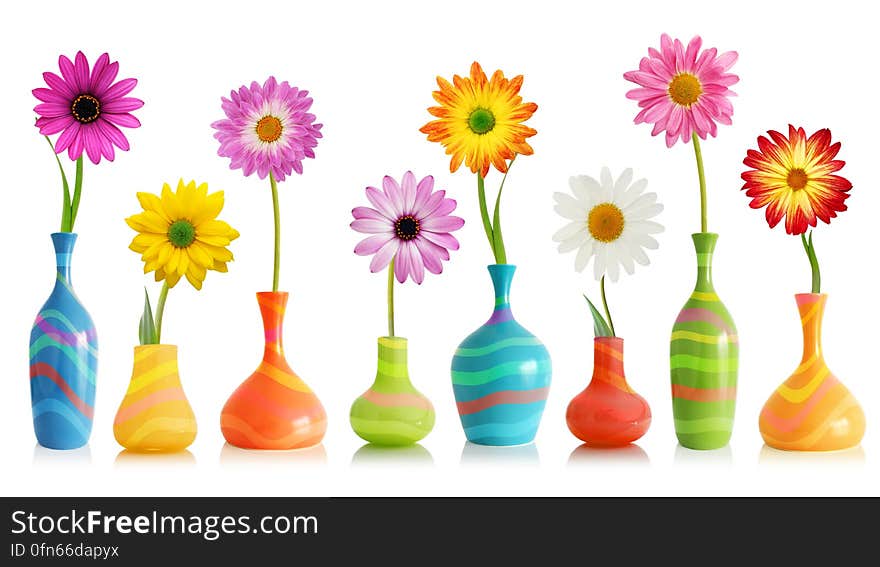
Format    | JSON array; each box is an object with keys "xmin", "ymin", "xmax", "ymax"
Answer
[
  {"xmin": 468, "ymin": 108, "xmax": 496, "ymax": 135},
  {"xmin": 395, "ymin": 215, "xmax": 420, "ymax": 241},
  {"xmin": 71, "ymin": 94, "xmax": 101, "ymax": 123},
  {"xmin": 168, "ymin": 220, "xmax": 196, "ymax": 248}
]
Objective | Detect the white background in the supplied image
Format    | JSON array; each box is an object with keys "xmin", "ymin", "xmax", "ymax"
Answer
[{"xmin": 2, "ymin": 0, "xmax": 877, "ymax": 496}]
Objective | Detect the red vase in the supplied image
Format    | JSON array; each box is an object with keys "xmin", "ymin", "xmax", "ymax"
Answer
[{"xmin": 566, "ymin": 337, "xmax": 651, "ymax": 446}]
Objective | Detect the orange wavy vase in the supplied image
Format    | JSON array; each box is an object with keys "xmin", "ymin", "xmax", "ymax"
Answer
[
  {"xmin": 759, "ymin": 293, "xmax": 865, "ymax": 451},
  {"xmin": 221, "ymin": 292, "xmax": 327, "ymax": 449}
]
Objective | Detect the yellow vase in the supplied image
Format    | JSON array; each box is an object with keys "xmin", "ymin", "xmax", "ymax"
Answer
[{"xmin": 113, "ymin": 345, "xmax": 197, "ymax": 452}]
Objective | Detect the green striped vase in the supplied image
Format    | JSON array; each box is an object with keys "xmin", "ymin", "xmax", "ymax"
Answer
[
  {"xmin": 670, "ymin": 233, "xmax": 738, "ymax": 450},
  {"xmin": 350, "ymin": 336, "xmax": 435, "ymax": 446}
]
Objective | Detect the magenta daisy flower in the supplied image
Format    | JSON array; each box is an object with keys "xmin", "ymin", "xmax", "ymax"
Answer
[
  {"xmin": 623, "ymin": 34, "xmax": 739, "ymax": 147},
  {"xmin": 352, "ymin": 172, "xmax": 464, "ymax": 284},
  {"xmin": 33, "ymin": 51, "xmax": 143, "ymax": 164},
  {"xmin": 211, "ymin": 77, "xmax": 322, "ymax": 182}
]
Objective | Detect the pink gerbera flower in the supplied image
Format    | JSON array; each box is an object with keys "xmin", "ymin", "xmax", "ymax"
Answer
[
  {"xmin": 352, "ymin": 172, "xmax": 464, "ymax": 284},
  {"xmin": 624, "ymin": 34, "xmax": 738, "ymax": 147},
  {"xmin": 33, "ymin": 51, "xmax": 143, "ymax": 164},
  {"xmin": 211, "ymin": 77, "xmax": 322, "ymax": 182}
]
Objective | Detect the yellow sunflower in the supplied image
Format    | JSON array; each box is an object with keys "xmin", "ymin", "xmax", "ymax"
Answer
[
  {"xmin": 126, "ymin": 179, "xmax": 240, "ymax": 290},
  {"xmin": 420, "ymin": 61, "xmax": 538, "ymax": 177}
]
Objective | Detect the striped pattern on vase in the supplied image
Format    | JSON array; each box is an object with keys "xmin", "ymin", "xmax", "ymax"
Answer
[
  {"xmin": 350, "ymin": 336, "xmax": 435, "ymax": 446},
  {"xmin": 114, "ymin": 345, "xmax": 197, "ymax": 452},
  {"xmin": 221, "ymin": 291, "xmax": 327, "ymax": 450},
  {"xmin": 759, "ymin": 293, "xmax": 865, "ymax": 451},
  {"xmin": 566, "ymin": 337, "xmax": 651, "ymax": 447},
  {"xmin": 29, "ymin": 232, "xmax": 97, "ymax": 450},
  {"xmin": 670, "ymin": 233, "xmax": 737, "ymax": 450},
  {"xmin": 452, "ymin": 265, "xmax": 551, "ymax": 446}
]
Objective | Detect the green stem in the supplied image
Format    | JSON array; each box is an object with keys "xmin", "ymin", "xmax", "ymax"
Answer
[
  {"xmin": 45, "ymin": 136, "xmax": 72, "ymax": 232},
  {"xmin": 269, "ymin": 171, "xmax": 281, "ymax": 292},
  {"xmin": 155, "ymin": 282, "xmax": 170, "ymax": 343},
  {"xmin": 476, "ymin": 173, "xmax": 496, "ymax": 260},
  {"xmin": 490, "ymin": 157, "xmax": 515, "ymax": 265},
  {"xmin": 387, "ymin": 256, "xmax": 395, "ymax": 337},
  {"xmin": 69, "ymin": 156, "xmax": 84, "ymax": 232},
  {"xmin": 801, "ymin": 231, "xmax": 821, "ymax": 294},
  {"xmin": 600, "ymin": 275, "xmax": 616, "ymax": 337},
  {"xmin": 691, "ymin": 132, "xmax": 708, "ymax": 233}
]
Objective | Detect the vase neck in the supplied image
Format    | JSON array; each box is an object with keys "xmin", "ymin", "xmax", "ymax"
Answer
[
  {"xmin": 796, "ymin": 294, "xmax": 826, "ymax": 364},
  {"xmin": 593, "ymin": 337, "xmax": 625, "ymax": 380},
  {"xmin": 376, "ymin": 336, "xmax": 409, "ymax": 381},
  {"xmin": 257, "ymin": 292, "xmax": 289, "ymax": 356},
  {"xmin": 691, "ymin": 233, "xmax": 717, "ymax": 292},
  {"xmin": 132, "ymin": 345, "xmax": 179, "ymax": 379},
  {"xmin": 51, "ymin": 232, "xmax": 77, "ymax": 285},
  {"xmin": 487, "ymin": 264, "xmax": 516, "ymax": 324}
]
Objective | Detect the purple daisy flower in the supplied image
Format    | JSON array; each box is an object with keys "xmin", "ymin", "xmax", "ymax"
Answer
[
  {"xmin": 352, "ymin": 172, "xmax": 464, "ymax": 284},
  {"xmin": 33, "ymin": 51, "xmax": 143, "ymax": 164},
  {"xmin": 211, "ymin": 77, "xmax": 323, "ymax": 182}
]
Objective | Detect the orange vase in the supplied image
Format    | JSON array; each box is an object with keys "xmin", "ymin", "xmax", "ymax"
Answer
[
  {"xmin": 759, "ymin": 293, "xmax": 865, "ymax": 451},
  {"xmin": 220, "ymin": 292, "xmax": 327, "ymax": 449}
]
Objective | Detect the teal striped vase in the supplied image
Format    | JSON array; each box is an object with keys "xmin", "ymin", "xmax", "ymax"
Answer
[
  {"xmin": 670, "ymin": 233, "xmax": 738, "ymax": 450},
  {"xmin": 451, "ymin": 265, "xmax": 552, "ymax": 446}
]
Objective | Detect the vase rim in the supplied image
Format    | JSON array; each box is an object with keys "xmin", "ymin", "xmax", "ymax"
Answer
[
  {"xmin": 378, "ymin": 335, "xmax": 408, "ymax": 344},
  {"xmin": 51, "ymin": 231, "xmax": 78, "ymax": 237},
  {"xmin": 487, "ymin": 263, "xmax": 516, "ymax": 268},
  {"xmin": 133, "ymin": 343, "xmax": 177, "ymax": 351},
  {"xmin": 795, "ymin": 292, "xmax": 828, "ymax": 300},
  {"xmin": 256, "ymin": 290, "xmax": 289, "ymax": 297},
  {"xmin": 594, "ymin": 335, "xmax": 623, "ymax": 344}
]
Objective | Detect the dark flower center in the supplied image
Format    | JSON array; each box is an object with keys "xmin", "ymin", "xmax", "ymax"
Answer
[
  {"xmin": 468, "ymin": 108, "xmax": 496, "ymax": 135},
  {"xmin": 787, "ymin": 168, "xmax": 808, "ymax": 190},
  {"xmin": 71, "ymin": 94, "xmax": 101, "ymax": 123},
  {"xmin": 395, "ymin": 215, "xmax": 420, "ymax": 240},
  {"xmin": 256, "ymin": 115, "xmax": 283, "ymax": 143},
  {"xmin": 168, "ymin": 220, "xmax": 196, "ymax": 248}
]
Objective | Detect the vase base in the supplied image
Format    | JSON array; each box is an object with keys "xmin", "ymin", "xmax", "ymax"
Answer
[
  {"xmin": 463, "ymin": 435, "xmax": 536, "ymax": 447},
  {"xmin": 675, "ymin": 431, "xmax": 731, "ymax": 451}
]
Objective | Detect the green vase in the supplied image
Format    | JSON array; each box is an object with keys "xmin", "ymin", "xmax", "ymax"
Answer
[
  {"xmin": 350, "ymin": 336, "xmax": 435, "ymax": 446},
  {"xmin": 670, "ymin": 233, "xmax": 738, "ymax": 450}
]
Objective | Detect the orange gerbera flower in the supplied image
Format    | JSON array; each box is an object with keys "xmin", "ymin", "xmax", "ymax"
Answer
[
  {"xmin": 742, "ymin": 125, "xmax": 851, "ymax": 235},
  {"xmin": 420, "ymin": 62, "xmax": 537, "ymax": 177}
]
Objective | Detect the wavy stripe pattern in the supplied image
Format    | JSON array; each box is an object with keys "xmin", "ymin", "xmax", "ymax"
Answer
[
  {"xmin": 566, "ymin": 337, "xmax": 651, "ymax": 446},
  {"xmin": 29, "ymin": 233, "xmax": 97, "ymax": 450},
  {"xmin": 759, "ymin": 294, "xmax": 865, "ymax": 451},
  {"xmin": 113, "ymin": 345, "xmax": 197, "ymax": 452},
  {"xmin": 670, "ymin": 233, "xmax": 737, "ymax": 450},
  {"xmin": 350, "ymin": 337, "xmax": 435, "ymax": 446},
  {"xmin": 221, "ymin": 292, "xmax": 327, "ymax": 450},
  {"xmin": 451, "ymin": 265, "xmax": 551, "ymax": 446}
]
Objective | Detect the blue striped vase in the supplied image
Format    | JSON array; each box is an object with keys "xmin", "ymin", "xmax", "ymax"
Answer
[
  {"xmin": 451, "ymin": 264, "xmax": 552, "ymax": 446},
  {"xmin": 29, "ymin": 233, "xmax": 98, "ymax": 450}
]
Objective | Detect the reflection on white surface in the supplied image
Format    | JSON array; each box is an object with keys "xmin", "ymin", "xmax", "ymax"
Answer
[
  {"xmin": 32, "ymin": 443, "xmax": 92, "ymax": 465},
  {"xmin": 567, "ymin": 443, "xmax": 650, "ymax": 466},
  {"xmin": 460, "ymin": 441, "xmax": 539, "ymax": 466},
  {"xmin": 673, "ymin": 443, "xmax": 733, "ymax": 466},
  {"xmin": 115, "ymin": 449, "xmax": 196, "ymax": 466},
  {"xmin": 758, "ymin": 444, "xmax": 866, "ymax": 466},
  {"xmin": 219, "ymin": 442, "xmax": 328, "ymax": 465},
  {"xmin": 351, "ymin": 443, "xmax": 434, "ymax": 466}
]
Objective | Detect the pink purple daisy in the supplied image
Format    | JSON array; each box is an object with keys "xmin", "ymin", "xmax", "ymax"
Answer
[
  {"xmin": 211, "ymin": 77, "xmax": 322, "ymax": 182},
  {"xmin": 624, "ymin": 34, "xmax": 738, "ymax": 147},
  {"xmin": 33, "ymin": 51, "xmax": 143, "ymax": 164},
  {"xmin": 352, "ymin": 172, "xmax": 464, "ymax": 284}
]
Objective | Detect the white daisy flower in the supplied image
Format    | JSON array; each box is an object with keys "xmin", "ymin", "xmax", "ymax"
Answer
[{"xmin": 553, "ymin": 167, "xmax": 663, "ymax": 281}]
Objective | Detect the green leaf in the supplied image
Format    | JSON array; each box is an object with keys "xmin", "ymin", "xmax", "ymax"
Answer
[
  {"xmin": 45, "ymin": 136, "xmax": 72, "ymax": 232},
  {"xmin": 139, "ymin": 288, "xmax": 158, "ymax": 345},
  {"xmin": 491, "ymin": 157, "xmax": 515, "ymax": 264},
  {"xmin": 584, "ymin": 294, "xmax": 614, "ymax": 337}
]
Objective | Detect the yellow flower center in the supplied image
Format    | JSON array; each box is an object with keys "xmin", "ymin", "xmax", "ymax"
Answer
[
  {"xmin": 588, "ymin": 203, "xmax": 625, "ymax": 243},
  {"xmin": 668, "ymin": 73, "xmax": 702, "ymax": 107},
  {"xmin": 168, "ymin": 220, "xmax": 196, "ymax": 248},
  {"xmin": 467, "ymin": 108, "xmax": 496, "ymax": 135},
  {"xmin": 787, "ymin": 168, "xmax": 808, "ymax": 190},
  {"xmin": 256, "ymin": 115, "xmax": 283, "ymax": 143}
]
